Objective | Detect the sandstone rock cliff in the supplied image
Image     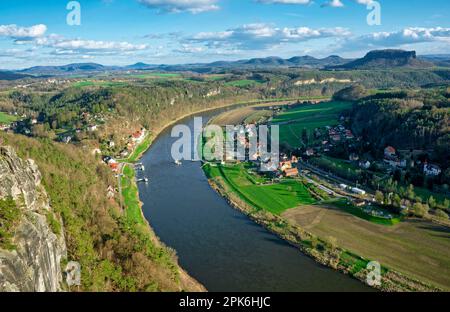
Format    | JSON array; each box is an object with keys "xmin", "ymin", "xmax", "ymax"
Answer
[{"xmin": 0, "ymin": 146, "xmax": 66, "ymax": 292}]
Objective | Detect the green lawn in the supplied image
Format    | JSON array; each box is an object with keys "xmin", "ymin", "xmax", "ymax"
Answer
[
  {"xmin": 0, "ymin": 112, "xmax": 18, "ymax": 124},
  {"xmin": 205, "ymin": 163, "xmax": 316, "ymax": 215},
  {"xmin": 272, "ymin": 101, "xmax": 353, "ymax": 148},
  {"xmin": 121, "ymin": 164, "xmax": 145, "ymax": 225}
]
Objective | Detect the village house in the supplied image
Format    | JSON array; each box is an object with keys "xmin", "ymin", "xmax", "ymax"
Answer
[
  {"xmin": 351, "ymin": 187, "xmax": 366, "ymax": 195},
  {"xmin": 109, "ymin": 162, "xmax": 119, "ymax": 173},
  {"xmin": 349, "ymin": 153, "xmax": 359, "ymax": 162},
  {"xmin": 92, "ymin": 148, "xmax": 102, "ymax": 155},
  {"xmin": 119, "ymin": 149, "xmax": 129, "ymax": 158},
  {"xmin": 345, "ymin": 130, "xmax": 355, "ymax": 140},
  {"xmin": 331, "ymin": 135, "xmax": 341, "ymax": 142},
  {"xmin": 88, "ymin": 125, "xmax": 98, "ymax": 132},
  {"xmin": 283, "ymin": 168, "xmax": 299, "ymax": 178},
  {"xmin": 423, "ymin": 163, "xmax": 442, "ymax": 176},
  {"xmin": 0, "ymin": 124, "xmax": 10, "ymax": 131},
  {"xmin": 61, "ymin": 136, "xmax": 72, "ymax": 144},
  {"xmin": 131, "ymin": 128, "xmax": 146, "ymax": 144},
  {"xmin": 384, "ymin": 146, "xmax": 397, "ymax": 159},
  {"xmin": 280, "ymin": 161, "xmax": 292, "ymax": 172},
  {"xmin": 305, "ymin": 148, "xmax": 315, "ymax": 157},
  {"xmin": 353, "ymin": 199, "xmax": 366, "ymax": 207}
]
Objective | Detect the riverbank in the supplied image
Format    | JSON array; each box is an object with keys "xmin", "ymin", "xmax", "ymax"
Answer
[
  {"xmin": 119, "ymin": 163, "xmax": 206, "ymax": 292},
  {"xmin": 203, "ymin": 164, "xmax": 441, "ymax": 292},
  {"xmin": 117, "ymin": 97, "xmax": 313, "ymax": 292},
  {"xmin": 121, "ymin": 97, "xmax": 324, "ymax": 163}
]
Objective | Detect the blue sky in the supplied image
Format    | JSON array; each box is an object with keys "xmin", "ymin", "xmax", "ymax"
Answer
[{"xmin": 0, "ymin": 0, "xmax": 449, "ymax": 69}]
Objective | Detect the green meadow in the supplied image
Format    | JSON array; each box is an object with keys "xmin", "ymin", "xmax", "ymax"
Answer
[
  {"xmin": 0, "ymin": 112, "xmax": 18, "ymax": 124},
  {"xmin": 272, "ymin": 101, "xmax": 353, "ymax": 148},
  {"xmin": 72, "ymin": 80, "xmax": 129, "ymax": 88},
  {"xmin": 121, "ymin": 164, "xmax": 146, "ymax": 225},
  {"xmin": 204, "ymin": 163, "xmax": 316, "ymax": 215}
]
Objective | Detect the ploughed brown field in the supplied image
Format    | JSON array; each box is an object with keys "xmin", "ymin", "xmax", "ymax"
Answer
[{"xmin": 282, "ymin": 205, "xmax": 450, "ymax": 290}]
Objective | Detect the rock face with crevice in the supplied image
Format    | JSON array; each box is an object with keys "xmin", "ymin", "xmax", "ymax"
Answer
[{"xmin": 0, "ymin": 146, "xmax": 66, "ymax": 292}]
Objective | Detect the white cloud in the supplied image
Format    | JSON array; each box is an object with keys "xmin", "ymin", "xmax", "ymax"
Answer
[
  {"xmin": 189, "ymin": 23, "xmax": 350, "ymax": 51},
  {"xmin": 321, "ymin": 0, "xmax": 344, "ymax": 8},
  {"xmin": 257, "ymin": 0, "xmax": 312, "ymax": 4},
  {"xmin": 0, "ymin": 24, "xmax": 47, "ymax": 39},
  {"xmin": 138, "ymin": 0, "xmax": 219, "ymax": 13},
  {"xmin": 338, "ymin": 27, "xmax": 450, "ymax": 51},
  {"xmin": 258, "ymin": 0, "xmax": 372, "ymax": 7}
]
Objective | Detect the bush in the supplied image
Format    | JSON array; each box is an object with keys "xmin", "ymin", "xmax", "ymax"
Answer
[
  {"xmin": 0, "ymin": 197, "xmax": 21, "ymax": 250},
  {"xmin": 333, "ymin": 85, "xmax": 368, "ymax": 101},
  {"xmin": 435, "ymin": 209, "xmax": 449, "ymax": 220}
]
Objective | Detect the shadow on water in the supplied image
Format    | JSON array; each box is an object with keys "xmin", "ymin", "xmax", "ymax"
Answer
[{"xmin": 138, "ymin": 109, "xmax": 374, "ymax": 292}]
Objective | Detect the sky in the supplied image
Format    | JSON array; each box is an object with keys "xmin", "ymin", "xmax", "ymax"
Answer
[{"xmin": 0, "ymin": 0, "xmax": 449, "ymax": 69}]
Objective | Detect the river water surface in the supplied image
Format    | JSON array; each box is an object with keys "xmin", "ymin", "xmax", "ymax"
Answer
[{"xmin": 138, "ymin": 109, "xmax": 371, "ymax": 292}]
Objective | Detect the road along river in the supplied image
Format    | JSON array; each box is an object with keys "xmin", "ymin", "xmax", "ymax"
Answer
[{"xmin": 138, "ymin": 109, "xmax": 372, "ymax": 292}]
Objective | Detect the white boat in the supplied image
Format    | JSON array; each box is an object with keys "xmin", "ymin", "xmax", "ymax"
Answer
[{"xmin": 175, "ymin": 160, "xmax": 182, "ymax": 166}]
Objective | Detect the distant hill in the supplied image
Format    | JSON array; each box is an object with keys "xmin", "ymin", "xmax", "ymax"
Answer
[
  {"xmin": 15, "ymin": 55, "xmax": 352, "ymax": 76},
  {"xmin": 419, "ymin": 54, "xmax": 450, "ymax": 67},
  {"xmin": 0, "ymin": 71, "xmax": 31, "ymax": 81},
  {"xmin": 13, "ymin": 50, "xmax": 450, "ymax": 77},
  {"xmin": 331, "ymin": 50, "xmax": 433, "ymax": 70},
  {"xmin": 125, "ymin": 62, "xmax": 158, "ymax": 70},
  {"xmin": 19, "ymin": 63, "xmax": 120, "ymax": 75},
  {"xmin": 230, "ymin": 55, "xmax": 351, "ymax": 68}
]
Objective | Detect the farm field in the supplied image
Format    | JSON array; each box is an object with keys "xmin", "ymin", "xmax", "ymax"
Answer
[
  {"xmin": 282, "ymin": 204, "xmax": 450, "ymax": 290},
  {"xmin": 272, "ymin": 101, "xmax": 353, "ymax": 148},
  {"xmin": 0, "ymin": 112, "xmax": 18, "ymax": 124},
  {"xmin": 204, "ymin": 163, "xmax": 316, "ymax": 215},
  {"xmin": 72, "ymin": 80, "xmax": 129, "ymax": 88}
]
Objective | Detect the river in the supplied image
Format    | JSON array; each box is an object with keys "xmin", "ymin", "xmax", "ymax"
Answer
[{"xmin": 138, "ymin": 109, "xmax": 371, "ymax": 292}]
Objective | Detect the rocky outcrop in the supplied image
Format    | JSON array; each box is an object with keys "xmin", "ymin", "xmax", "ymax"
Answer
[
  {"xmin": 333, "ymin": 49, "xmax": 433, "ymax": 69},
  {"xmin": 0, "ymin": 146, "xmax": 66, "ymax": 292}
]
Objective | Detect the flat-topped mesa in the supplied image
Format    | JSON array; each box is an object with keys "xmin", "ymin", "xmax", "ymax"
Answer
[
  {"xmin": 0, "ymin": 146, "xmax": 67, "ymax": 292},
  {"xmin": 331, "ymin": 49, "xmax": 432, "ymax": 69}
]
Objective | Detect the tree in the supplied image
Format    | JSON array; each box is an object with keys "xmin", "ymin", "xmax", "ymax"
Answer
[
  {"xmin": 436, "ymin": 209, "xmax": 449, "ymax": 220},
  {"xmin": 393, "ymin": 194, "xmax": 402, "ymax": 208},
  {"xmin": 444, "ymin": 199, "xmax": 450, "ymax": 209},
  {"xmin": 413, "ymin": 202, "xmax": 429, "ymax": 218},
  {"xmin": 333, "ymin": 85, "xmax": 368, "ymax": 102},
  {"xmin": 406, "ymin": 184, "xmax": 415, "ymax": 200},
  {"xmin": 375, "ymin": 191, "xmax": 384, "ymax": 204},
  {"xmin": 428, "ymin": 196, "xmax": 437, "ymax": 209},
  {"xmin": 301, "ymin": 128, "xmax": 309, "ymax": 145}
]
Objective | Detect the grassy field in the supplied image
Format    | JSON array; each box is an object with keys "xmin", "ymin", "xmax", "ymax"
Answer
[
  {"xmin": 272, "ymin": 101, "xmax": 353, "ymax": 148},
  {"xmin": 327, "ymin": 198, "xmax": 402, "ymax": 226},
  {"xmin": 121, "ymin": 164, "xmax": 146, "ymax": 225},
  {"xmin": 225, "ymin": 79, "xmax": 265, "ymax": 87},
  {"xmin": 282, "ymin": 204, "xmax": 450, "ymax": 290},
  {"xmin": 204, "ymin": 163, "xmax": 316, "ymax": 214},
  {"xmin": 0, "ymin": 112, "xmax": 18, "ymax": 124},
  {"xmin": 72, "ymin": 80, "xmax": 129, "ymax": 88}
]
